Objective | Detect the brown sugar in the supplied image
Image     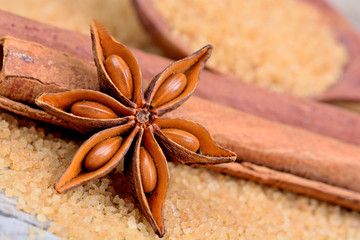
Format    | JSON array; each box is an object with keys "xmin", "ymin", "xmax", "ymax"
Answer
[
  {"xmin": 153, "ymin": 0, "xmax": 348, "ymax": 97},
  {"xmin": 1, "ymin": 110, "xmax": 360, "ymax": 239}
]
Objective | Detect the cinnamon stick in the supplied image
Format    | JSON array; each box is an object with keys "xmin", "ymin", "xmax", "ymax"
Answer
[
  {"xmin": 0, "ymin": 36, "xmax": 97, "ymax": 128},
  {"xmin": 208, "ymin": 162, "xmax": 360, "ymax": 211},
  {"xmin": 0, "ymin": 36, "xmax": 98, "ymax": 104},
  {"xmin": 166, "ymin": 98, "xmax": 360, "ymax": 210},
  {"xmin": 1, "ymin": 9, "xmax": 360, "ymax": 146},
  {"xmin": 1, "ymin": 36, "xmax": 360, "ymax": 211},
  {"xmin": 1, "ymin": 11, "xmax": 360, "ymax": 211}
]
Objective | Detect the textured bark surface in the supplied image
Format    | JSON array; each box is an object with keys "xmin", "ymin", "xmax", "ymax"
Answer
[
  {"xmin": 0, "ymin": 36, "xmax": 98, "ymax": 129},
  {"xmin": 166, "ymin": 97, "xmax": 360, "ymax": 210},
  {"xmin": 0, "ymin": 36, "xmax": 98, "ymax": 105}
]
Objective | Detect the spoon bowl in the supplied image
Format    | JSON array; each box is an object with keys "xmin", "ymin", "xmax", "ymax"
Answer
[{"xmin": 132, "ymin": 0, "xmax": 360, "ymax": 104}]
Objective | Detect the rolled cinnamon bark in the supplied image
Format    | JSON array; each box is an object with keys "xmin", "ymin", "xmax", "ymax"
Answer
[
  {"xmin": 0, "ymin": 36, "xmax": 97, "ymax": 128},
  {"xmin": 168, "ymin": 97, "xmax": 360, "ymax": 210}
]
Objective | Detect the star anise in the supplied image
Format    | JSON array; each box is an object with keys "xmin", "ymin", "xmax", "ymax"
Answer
[{"xmin": 35, "ymin": 21, "xmax": 236, "ymax": 237}]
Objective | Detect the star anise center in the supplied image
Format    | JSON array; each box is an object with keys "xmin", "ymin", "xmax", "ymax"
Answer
[{"xmin": 136, "ymin": 109, "xmax": 151, "ymax": 125}]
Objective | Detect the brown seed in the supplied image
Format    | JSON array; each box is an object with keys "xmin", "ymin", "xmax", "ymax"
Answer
[
  {"xmin": 151, "ymin": 72, "xmax": 187, "ymax": 107},
  {"xmin": 71, "ymin": 101, "xmax": 118, "ymax": 119},
  {"xmin": 162, "ymin": 128, "xmax": 200, "ymax": 152},
  {"xmin": 84, "ymin": 136, "xmax": 123, "ymax": 171},
  {"xmin": 140, "ymin": 147, "xmax": 157, "ymax": 193},
  {"xmin": 105, "ymin": 55, "xmax": 133, "ymax": 99}
]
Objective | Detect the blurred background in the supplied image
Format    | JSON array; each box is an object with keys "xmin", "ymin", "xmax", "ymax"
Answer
[
  {"xmin": 0, "ymin": 0, "xmax": 156, "ymax": 52},
  {"xmin": 328, "ymin": 0, "xmax": 360, "ymax": 30},
  {"xmin": 0, "ymin": 0, "xmax": 358, "ymax": 50}
]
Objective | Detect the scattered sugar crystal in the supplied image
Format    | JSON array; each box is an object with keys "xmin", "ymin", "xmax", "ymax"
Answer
[
  {"xmin": 11, "ymin": 129, "xmax": 21, "ymax": 139},
  {"xmin": 29, "ymin": 227, "xmax": 36, "ymax": 240},
  {"xmin": 37, "ymin": 214, "xmax": 47, "ymax": 222},
  {"xmin": 38, "ymin": 230, "xmax": 46, "ymax": 237},
  {"xmin": 34, "ymin": 139, "xmax": 44, "ymax": 151},
  {"xmin": 128, "ymin": 216, "xmax": 137, "ymax": 230},
  {"xmin": 41, "ymin": 207, "xmax": 54, "ymax": 215},
  {"xmin": 14, "ymin": 182, "xmax": 26, "ymax": 192}
]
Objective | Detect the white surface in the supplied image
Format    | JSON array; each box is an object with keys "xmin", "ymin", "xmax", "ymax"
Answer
[
  {"xmin": 0, "ymin": 193, "xmax": 58, "ymax": 240},
  {"xmin": 327, "ymin": 0, "xmax": 360, "ymax": 31}
]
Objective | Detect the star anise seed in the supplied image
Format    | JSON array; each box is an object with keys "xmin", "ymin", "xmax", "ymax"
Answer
[{"xmin": 35, "ymin": 20, "xmax": 236, "ymax": 237}]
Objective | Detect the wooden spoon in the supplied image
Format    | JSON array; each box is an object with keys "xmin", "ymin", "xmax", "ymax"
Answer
[
  {"xmin": 131, "ymin": 0, "xmax": 360, "ymax": 104},
  {"xmin": 131, "ymin": 0, "xmax": 191, "ymax": 60}
]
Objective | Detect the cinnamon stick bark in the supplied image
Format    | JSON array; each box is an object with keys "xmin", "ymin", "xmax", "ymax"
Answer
[
  {"xmin": 1, "ymin": 9, "xmax": 360, "ymax": 146},
  {"xmin": 0, "ymin": 36, "xmax": 98, "ymax": 105},
  {"xmin": 209, "ymin": 162, "xmax": 360, "ymax": 211},
  {"xmin": 1, "ymin": 11, "xmax": 360, "ymax": 210},
  {"xmin": 0, "ymin": 36, "xmax": 98, "ymax": 128},
  {"xmin": 1, "ymin": 36, "xmax": 360, "ymax": 211},
  {"xmin": 166, "ymin": 98, "xmax": 360, "ymax": 211}
]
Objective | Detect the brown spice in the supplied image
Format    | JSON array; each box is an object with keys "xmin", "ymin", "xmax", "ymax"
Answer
[
  {"xmin": 167, "ymin": 96, "xmax": 360, "ymax": 210},
  {"xmin": 28, "ymin": 21, "xmax": 360, "ymax": 214},
  {"xmin": 35, "ymin": 21, "xmax": 236, "ymax": 237},
  {"xmin": 0, "ymin": 36, "xmax": 98, "ymax": 129},
  {"xmin": 0, "ymin": 36, "xmax": 97, "ymax": 104}
]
